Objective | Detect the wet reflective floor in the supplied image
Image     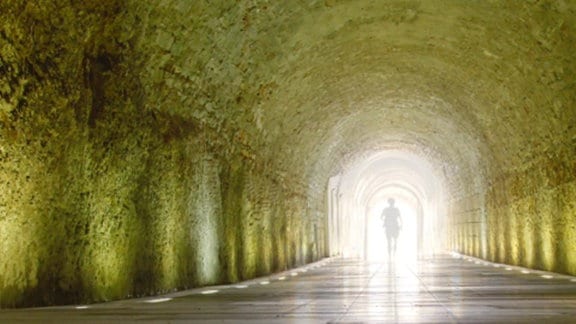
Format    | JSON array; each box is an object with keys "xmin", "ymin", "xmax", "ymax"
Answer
[{"xmin": 2, "ymin": 254, "xmax": 576, "ymax": 323}]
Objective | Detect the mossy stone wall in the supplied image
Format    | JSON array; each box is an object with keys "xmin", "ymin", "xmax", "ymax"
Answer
[
  {"xmin": 485, "ymin": 152, "xmax": 576, "ymax": 275},
  {"xmin": 1, "ymin": 0, "xmax": 575, "ymax": 309},
  {"xmin": 450, "ymin": 149, "xmax": 576, "ymax": 276},
  {"xmin": 0, "ymin": 1, "xmax": 323, "ymax": 308}
]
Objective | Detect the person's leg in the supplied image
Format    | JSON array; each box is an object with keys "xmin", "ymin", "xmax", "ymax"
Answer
[{"xmin": 386, "ymin": 232, "xmax": 392, "ymax": 257}]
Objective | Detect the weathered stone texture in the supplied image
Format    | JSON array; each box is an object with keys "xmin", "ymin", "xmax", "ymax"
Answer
[
  {"xmin": 485, "ymin": 150, "xmax": 576, "ymax": 274},
  {"xmin": 0, "ymin": 0, "xmax": 575, "ymax": 308},
  {"xmin": 0, "ymin": 0, "xmax": 318, "ymax": 308}
]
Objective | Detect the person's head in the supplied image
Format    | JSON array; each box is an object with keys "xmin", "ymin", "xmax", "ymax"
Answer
[{"xmin": 388, "ymin": 198, "xmax": 395, "ymax": 206}]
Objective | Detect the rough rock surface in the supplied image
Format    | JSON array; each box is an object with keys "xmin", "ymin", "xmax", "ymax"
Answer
[{"xmin": 0, "ymin": 0, "xmax": 574, "ymax": 307}]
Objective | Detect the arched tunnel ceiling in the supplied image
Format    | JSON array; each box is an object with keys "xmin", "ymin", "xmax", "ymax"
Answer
[
  {"xmin": 339, "ymin": 150, "xmax": 444, "ymax": 207},
  {"xmin": 137, "ymin": 0, "xmax": 575, "ymax": 198},
  {"xmin": 251, "ymin": 0, "xmax": 576, "ymax": 198}
]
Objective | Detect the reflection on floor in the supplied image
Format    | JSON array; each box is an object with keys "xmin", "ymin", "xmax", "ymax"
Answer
[{"xmin": 2, "ymin": 254, "xmax": 576, "ymax": 323}]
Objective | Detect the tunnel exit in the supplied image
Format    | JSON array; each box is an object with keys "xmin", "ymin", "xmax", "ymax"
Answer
[
  {"xmin": 327, "ymin": 150, "xmax": 447, "ymax": 261},
  {"xmin": 365, "ymin": 196, "xmax": 418, "ymax": 262}
]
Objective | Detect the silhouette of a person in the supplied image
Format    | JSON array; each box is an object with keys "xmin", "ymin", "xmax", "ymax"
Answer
[{"xmin": 381, "ymin": 198, "xmax": 402, "ymax": 257}]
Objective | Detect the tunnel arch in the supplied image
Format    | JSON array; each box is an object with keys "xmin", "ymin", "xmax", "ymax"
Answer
[
  {"xmin": 263, "ymin": 50, "xmax": 497, "ymax": 226},
  {"xmin": 328, "ymin": 149, "xmax": 450, "ymax": 261},
  {"xmin": 362, "ymin": 182, "xmax": 424, "ymax": 261},
  {"xmin": 0, "ymin": 0, "xmax": 574, "ymax": 308}
]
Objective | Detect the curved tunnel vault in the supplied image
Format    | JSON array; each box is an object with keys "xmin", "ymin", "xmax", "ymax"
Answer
[{"xmin": 0, "ymin": 0, "xmax": 575, "ymax": 308}]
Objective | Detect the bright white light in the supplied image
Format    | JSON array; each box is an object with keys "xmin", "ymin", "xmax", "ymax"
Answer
[
  {"xmin": 521, "ymin": 270, "xmax": 530, "ymax": 274},
  {"xmin": 474, "ymin": 261, "xmax": 481, "ymax": 265},
  {"xmin": 278, "ymin": 276, "xmax": 286, "ymax": 280},
  {"xmin": 144, "ymin": 298, "xmax": 172, "ymax": 303},
  {"xmin": 505, "ymin": 267, "xmax": 512, "ymax": 271},
  {"xmin": 235, "ymin": 285, "xmax": 248, "ymax": 289},
  {"xmin": 201, "ymin": 290, "xmax": 219, "ymax": 295},
  {"xmin": 75, "ymin": 305, "xmax": 90, "ymax": 309},
  {"xmin": 570, "ymin": 279, "xmax": 576, "ymax": 282},
  {"xmin": 331, "ymin": 150, "xmax": 447, "ymax": 261},
  {"xmin": 365, "ymin": 197, "xmax": 418, "ymax": 262},
  {"xmin": 301, "ymin": 269, "xmax": 308, "ymax": 273},
  {"xmin": 290, "ymin": 272, "xmax": 298, "ymax": 276},
  {"xmin": 493, "ymin": 264, "xmax": 501, "ymax": 268},
  {"xmin": 541, "ymin": 275, "xmax": 553, "ymax": 279},
  {"xmin": 260, "ymin": 281, "xmax": 270, "ymax": 285}
]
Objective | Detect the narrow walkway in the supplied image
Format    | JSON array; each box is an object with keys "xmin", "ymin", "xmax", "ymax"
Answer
[{"xmin": 2, "ymin": 254, "xmax": 576, "ymax": 323}]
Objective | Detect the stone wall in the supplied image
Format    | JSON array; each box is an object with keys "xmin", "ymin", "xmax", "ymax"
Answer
[
  {"xmin": 1, "ymin": 0, "xmax": 575, "ymax": 309},
  {"xmin": 442, "ymin": 1, "xmax": 576, "ymax": 275},
  {"xmin": 0, "ymin": 1, "xmax": 322, "ymax": 308},
  {"xmin": 485, "ymin": 149, "xmax": 576, "ymax": 275},
  {"xmin": 449, "ymin": 144, "xmax": 576, "ymax": 276}
]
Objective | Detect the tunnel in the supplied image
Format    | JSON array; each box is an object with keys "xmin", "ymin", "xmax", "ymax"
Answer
[{"xmin": 0, "ymin": 0, "xmax": 575, "ymax": 322}]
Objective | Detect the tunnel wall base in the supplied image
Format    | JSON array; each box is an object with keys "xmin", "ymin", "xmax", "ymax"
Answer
[
  {"xmin": 451, "ymin": 152, "xmax": 576, "ymax": 276},
  {"xmin": 0, "ymin": 112, "xmax": 323, "ymax": 308}
]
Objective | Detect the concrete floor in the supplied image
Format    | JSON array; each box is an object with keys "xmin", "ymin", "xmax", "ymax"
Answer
[{"xmin": 2, "ymin": 254, "xmax": 576, "ymax": 323}]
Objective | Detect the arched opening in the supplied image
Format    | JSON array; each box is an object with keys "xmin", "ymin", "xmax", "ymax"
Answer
[{"xmin": 327, "ymin": 149, "xmax": 447, "ymax": 262}]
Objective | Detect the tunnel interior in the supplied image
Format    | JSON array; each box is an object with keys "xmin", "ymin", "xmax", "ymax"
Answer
[{"xmin": 0, "ymin": 0, "xmax": 575, "ymax": 308}]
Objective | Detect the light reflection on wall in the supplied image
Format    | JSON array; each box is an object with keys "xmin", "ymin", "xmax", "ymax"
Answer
[{"xmin": 192, "ymin": 156, "xmax": 221, "ymax": 284}]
